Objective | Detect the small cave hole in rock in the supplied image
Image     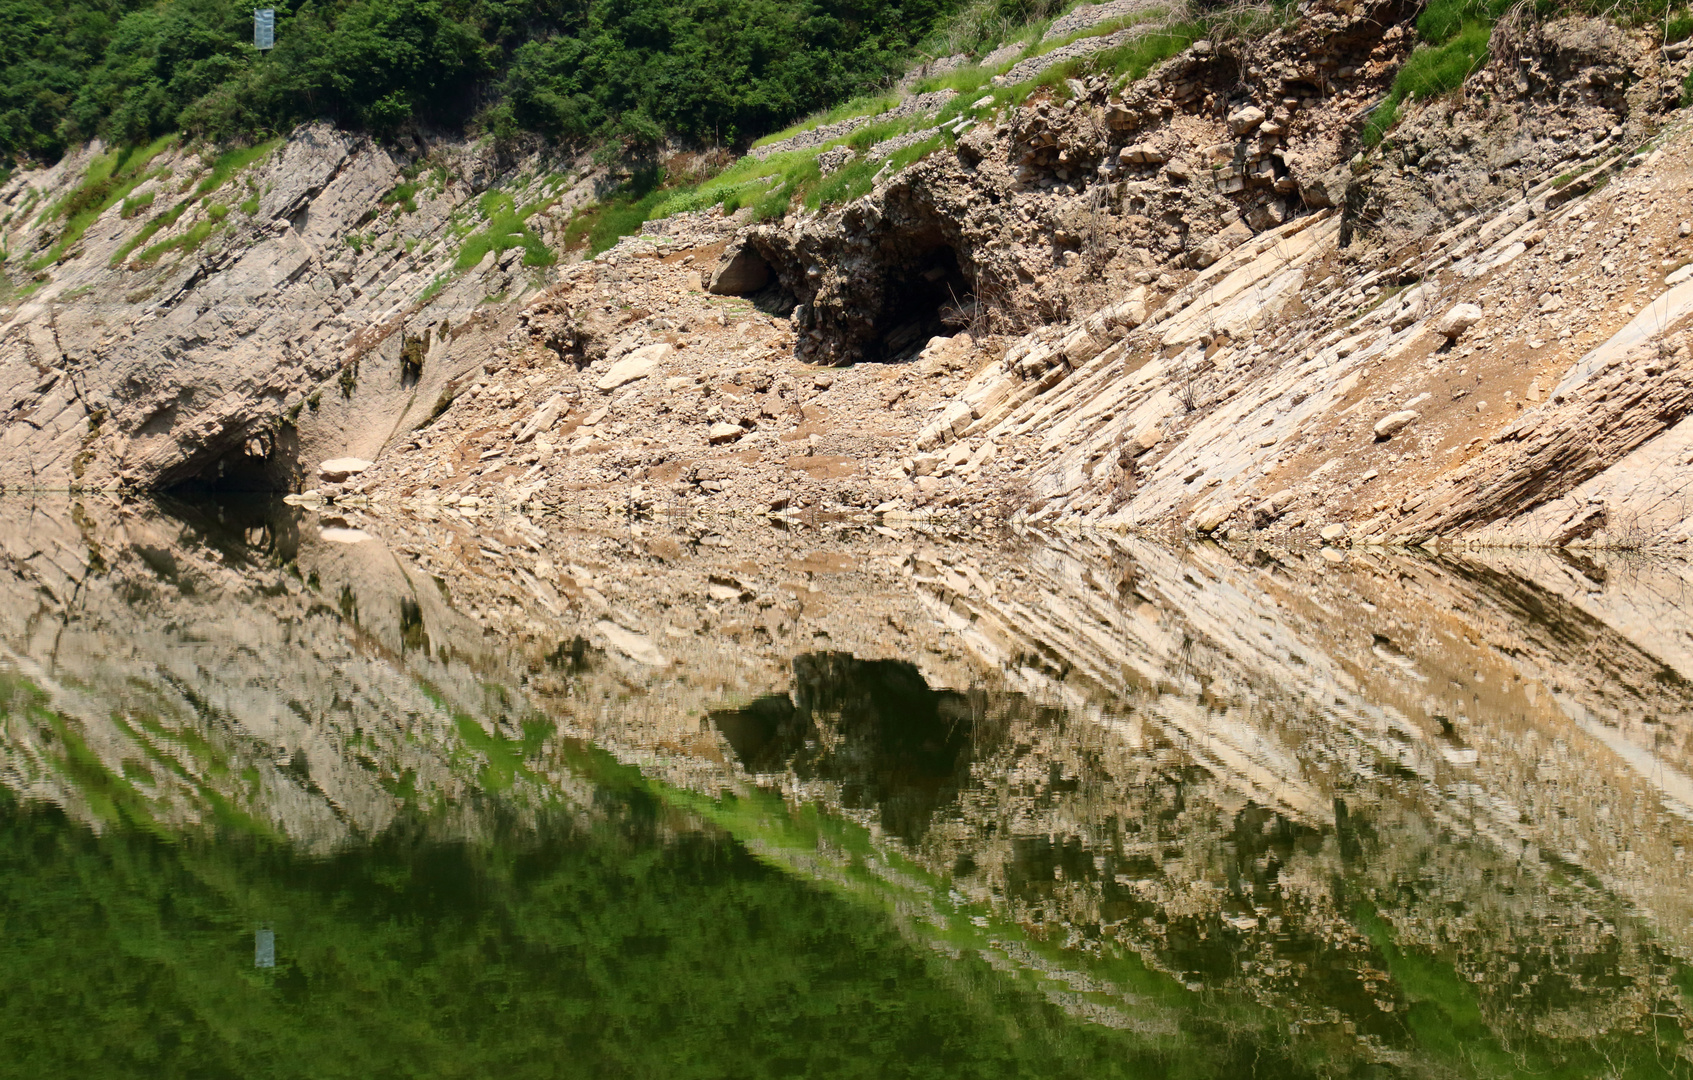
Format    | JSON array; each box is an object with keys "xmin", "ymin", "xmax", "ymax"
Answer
[
  {"xmin": 166, "ymin": 431, "xmax": 293, "ymax": 495},
  {"xmin": 399, "ymin": 333, "xmax": 427, "ymax": 390},
  {"xmin": 873, "ymin": 239, "xmax": 973, "ymax": 361}
]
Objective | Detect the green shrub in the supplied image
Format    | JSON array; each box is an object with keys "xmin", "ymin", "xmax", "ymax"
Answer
[
  {"xmin": 454, "ymin": 190, "xmax": 555, "ymax": 269},
  {"xmin": 4, "ymin": 0, "xmax": 966, "ymax": 166}
]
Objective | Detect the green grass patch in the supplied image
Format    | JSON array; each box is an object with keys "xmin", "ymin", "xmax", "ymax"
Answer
[
  {"xmin": 30, "ymin": 134, "xmax": 177, "ymax": 270},
  {"xmin": 1028, "ymin": 23, "xmax": 1201, "ymax": 96},
  {"xmin": 110, "ymin": 201, "xmax": 189, "ymax": 267},
  {"xmin": 454, "ymin": 190, "xmax": 556, "ymax": 270},
  {"xmin": 805, "ymin": 134, "xmax": 946, "ymax": 209},
  {"xmin": 751, "ymin": 92, "xmax": 902, "ymax": 149},
  {"xmin": 194, "ymin": 138, "xmax": 282, "ymax": 197},
  {"xmin": 1362, "ymin": 0, "xmax": 1515, "ymax": 146},
  {"xmin": 381, "ymin": 181, "xmax": 420, "ymax": 214},
  {"xmin": 134, "ymin": 214, "xmax": 222, "ymax": 267},
  {"xmin": 1364, "ymin": 21, "xmax": 1492, "ymax": 145},
  {"xmin": 417, "ymin": 273, "xmax": 449, "ymax": 305},
  {"xmin": 562, "ymin": 172, "xmax": 673, "ymax": 255},
  {"xmin": 120, "ymin": 191, "xmax": 155, "ymax": 218},
  {"xmin": 1018, "ymin": 6, "xmax": 1173, "ymax": 65}
]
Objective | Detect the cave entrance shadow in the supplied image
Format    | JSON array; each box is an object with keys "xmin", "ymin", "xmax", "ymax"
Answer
[
  {"xmin": 163, "ymin": 421, "xmax": 299, "ymax": 496},
  {"xmin": 165, "ymin": 448, "xmax": 277, "ymax": 495},
  {"xmin": 869, "ymin": 232, "xmax": 973, "ymax": 362}
]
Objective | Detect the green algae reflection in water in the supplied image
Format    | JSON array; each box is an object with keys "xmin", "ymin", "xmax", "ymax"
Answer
[{"xmin": 0, "ymin": 777, "xmax": 1318, "ymax": 1080}]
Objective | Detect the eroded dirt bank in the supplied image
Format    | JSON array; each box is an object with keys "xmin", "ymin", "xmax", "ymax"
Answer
[{"xmin": 4, "ymin": 0, "xmax": 1693, "ymax": 547}]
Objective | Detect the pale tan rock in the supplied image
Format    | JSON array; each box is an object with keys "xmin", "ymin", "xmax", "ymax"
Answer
[
  {"xmin": 1192, "ymin": 501, "xmax": 1235, "ymax": 532},
  {"xmin": 707, "ymin": 422, "xmax": 744, "ymax": 444},
  {"xmin": 319, "ymin": 457, "xmax": 373, "ymax": 482},
  {"xmin": 598, "ymin": 343, "xmax": 673, "ymax": 392},
  {"xmin": 1373, "ymin": 410, "xmax": 1419, "ymax": 440},
  {"xmin": 1437, "ymin": 304, "xmax": 1484, "ymax": 340},
  {"xmin": 595, "ymin": 619, "xmax": 667, "ymax": 666},
  {"xmin": 1227, "ymin": 105, "xmax": 1266, "ymax": 135},
  {"xmin": 516, "ymin": 394, "xmax": 567, "ymax": 443},
  {"xmin": 1319, "ymin": 523, "xmax": 1348, "ymax": 542},
  {"xmin": 319, "ymin": 526, "xmax": 374, "ymax": 544}
]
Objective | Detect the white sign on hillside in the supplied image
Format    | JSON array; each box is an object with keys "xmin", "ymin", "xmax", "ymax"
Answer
[{"xmin": 254, "ymin": 8, "xmax": 275, "ymax": 50}]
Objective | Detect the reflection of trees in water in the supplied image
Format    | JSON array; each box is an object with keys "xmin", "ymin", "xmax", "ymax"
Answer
[{"xmin": 0, "ymin": 778, "xmax": 1308, "ymax": 1080}]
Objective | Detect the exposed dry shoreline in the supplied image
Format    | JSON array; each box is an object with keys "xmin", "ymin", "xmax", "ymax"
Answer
[{"xmin": 3, "ymin": 0, "xmax": 1693, "ymax": 551}]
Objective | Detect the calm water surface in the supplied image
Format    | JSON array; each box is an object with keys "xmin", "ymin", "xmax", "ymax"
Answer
[{"xmin": 1, "ymin": 497, "xmax": 1691, "ymax": 1078}]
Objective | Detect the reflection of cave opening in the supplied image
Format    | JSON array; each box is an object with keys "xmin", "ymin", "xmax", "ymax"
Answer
[
  {"xmin": 872, "ymin": 235, "xmax": 973, "ymax": 362},
  {"xmin": 153, "ymin": 492, "xmax": 301, "ymax": 568},
  {"xmin": 709, "ymin": 652, "xmax": 1006, "ymax": 842}
]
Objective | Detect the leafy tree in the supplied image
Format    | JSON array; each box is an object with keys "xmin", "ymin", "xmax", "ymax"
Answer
[{"xmin": 0, "ymin": 0, "xmax": 963, "ymax": 161}]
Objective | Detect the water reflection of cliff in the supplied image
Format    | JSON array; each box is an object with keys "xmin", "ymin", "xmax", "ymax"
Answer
[{"xmin": 2, "ymin": 496, "xmax": 1692, "ymax": 1074}]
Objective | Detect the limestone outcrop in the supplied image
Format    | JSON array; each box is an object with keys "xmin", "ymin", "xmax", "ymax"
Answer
[
  {"xmin": 3, "ymin": 0, "xmax": 1693, "ymax": 547},
  {"xmin": 0, "ymin": 126, "xmax": 733, "ymax": 494}
]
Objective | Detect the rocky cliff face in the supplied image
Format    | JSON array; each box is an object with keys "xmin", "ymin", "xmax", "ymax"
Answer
[
  {"xmin": 3, "ymin": 0, "xmax": 1693, "ymax": 546},
  {"xmin": 0, "ymin": 126, "xmax": 617, "ymax": 493}
]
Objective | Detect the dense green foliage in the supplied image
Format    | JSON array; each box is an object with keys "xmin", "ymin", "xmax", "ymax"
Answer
[{"xmin": 0, "ymin": 0, "xmax": 961, "ymax": 163}]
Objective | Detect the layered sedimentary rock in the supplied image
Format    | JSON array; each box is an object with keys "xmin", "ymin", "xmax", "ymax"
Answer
[{"xmin": 3, "ymin": 0, "xmax": 1692, "ymax": 546}]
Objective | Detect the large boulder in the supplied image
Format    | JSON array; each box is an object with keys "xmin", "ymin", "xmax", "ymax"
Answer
[
  {"xmin": 1373, "ymin": 410, "xmax": 1419, "ymax": 440},
  {"xmin": 318, "ymin": 457, "xmax": 373, "ymax": 483},
  {"xmin": 706, "ymin": 243, "xmax": 772, "ymax": 295},
  {"xmin": 1437, "ymin": 303, "xmax": 1484, "ymax": 340}
]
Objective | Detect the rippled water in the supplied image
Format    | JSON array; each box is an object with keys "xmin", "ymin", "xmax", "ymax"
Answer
[{"xmin": 2, "ymin": 496, "xmax": 1691, "ymax": 1078}]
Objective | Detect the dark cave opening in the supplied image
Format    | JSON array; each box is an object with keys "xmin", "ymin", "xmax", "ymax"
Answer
[
  {"xmin": 165, "ymin": 443, "xmax": 282, "ymax": 495},
  {"xmin": 870, "ymin": 239, "xmax": 973, "ymax": 362}
]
